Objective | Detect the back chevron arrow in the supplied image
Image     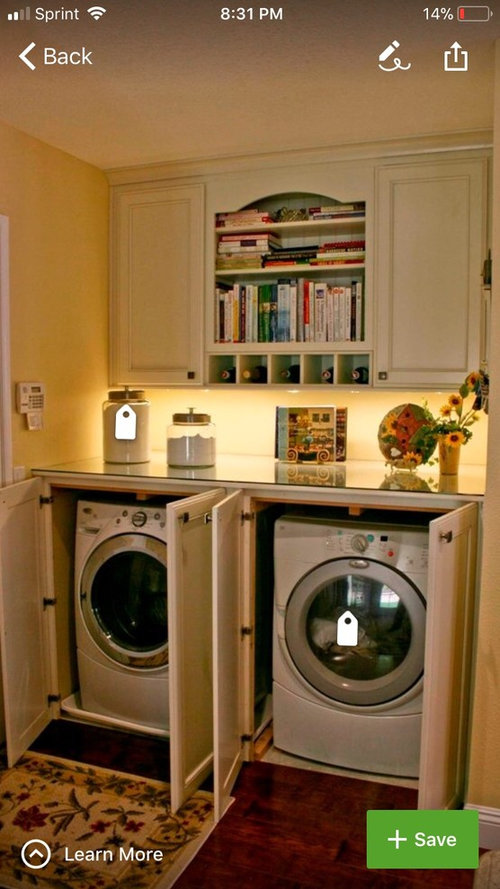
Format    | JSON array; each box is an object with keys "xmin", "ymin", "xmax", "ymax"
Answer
[{"xmin": 19, "ymin": 42, "xmax": 36, "ymax": 70}]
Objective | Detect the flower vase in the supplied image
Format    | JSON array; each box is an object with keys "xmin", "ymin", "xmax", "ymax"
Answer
[{"xmin": 438, "ymin": 435, "xmax": 461, "ymax": 475}]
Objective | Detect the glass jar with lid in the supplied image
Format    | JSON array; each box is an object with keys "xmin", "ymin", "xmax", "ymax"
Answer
[
  {"xmin": 103, "ymin": 389, "xmax": 150, "ymax": 463},
  {"xmin": 167, "ymin": 408, "xmax": 216, "ymax": 468}
]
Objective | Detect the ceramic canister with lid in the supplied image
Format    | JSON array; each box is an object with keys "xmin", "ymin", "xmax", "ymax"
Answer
[
  {"xmin": 167, "ymin": 408, "xmax": 216, "ymax": 467},
  {"xmin": 103, "ymin": 389, "xmax": 150, "ymax": 463}
]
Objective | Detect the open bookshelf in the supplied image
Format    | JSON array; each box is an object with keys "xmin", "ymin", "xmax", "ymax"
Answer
[{"xmin": 208, "ymin": 192, "xmax": 370, "ymax": 386}]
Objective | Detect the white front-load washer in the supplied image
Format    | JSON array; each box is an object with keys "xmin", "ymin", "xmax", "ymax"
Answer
[
  {"xmin": 74, "ymin": 500, "xmax": 169, "ymax": 734},
  {"xmin": 273, "ymin": 515, "xmax": 429, "ymax": 777}
]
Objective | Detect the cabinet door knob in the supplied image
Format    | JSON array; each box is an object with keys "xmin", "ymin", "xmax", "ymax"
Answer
[{"xmin": 378, "ymin": 371, "xmax": 388, "ymax": 381}]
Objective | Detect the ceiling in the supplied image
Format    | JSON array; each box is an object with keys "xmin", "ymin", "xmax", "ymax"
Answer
[{"xmin": 0, "ymin": 0, "xmax": 498, "ymax": 170}]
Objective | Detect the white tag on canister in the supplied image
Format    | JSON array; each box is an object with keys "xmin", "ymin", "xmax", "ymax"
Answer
[
  {"xmin": 115, "ymin": 404, "xmax": 137, "ymax": 440},
  {"xmin": 337, "ymin": 610, "xmax": 359, "ymax": 646}
]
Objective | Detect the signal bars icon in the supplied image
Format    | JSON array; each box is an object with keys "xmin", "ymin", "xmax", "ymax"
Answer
[
  {"xmin": 7, "ymin": 6, "xmax": 30, "ymax": 19},
  {"xmin": 87, "ymin": 5, "xmax": 106, "ymax": 19}
]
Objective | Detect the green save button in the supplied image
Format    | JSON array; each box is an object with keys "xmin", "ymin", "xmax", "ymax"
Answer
[{"xmin": 367, "ymin": 810, "xmax": 478, "ymax": 869}]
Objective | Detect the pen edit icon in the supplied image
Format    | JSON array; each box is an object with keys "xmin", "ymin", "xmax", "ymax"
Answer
[{"xmin": 378, "ymin": 40, "xmax": 412, "ymax": 71}]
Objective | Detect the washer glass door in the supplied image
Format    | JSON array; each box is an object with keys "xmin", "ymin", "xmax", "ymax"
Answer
[
  {"xmin": 80, "ymin": 533, "xmax": 168, "ymax": 669},
  {"xmin": 285, "ymin": 557, "xmax": 425, "ymax": 705}
]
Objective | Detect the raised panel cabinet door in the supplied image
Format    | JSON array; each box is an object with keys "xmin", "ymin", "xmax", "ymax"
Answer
[
  {"xmin": 212, "ymin": 490, "xmax": 244, "ymax": 820},
  {"xmin": 0, "ymin": 479, "xmax": 52, "ymax": 765},
  {"xmin": 167, "ymin": 489, "xmax": 226, "ymax": 814},
  {"xmin": 110, "ymin": 183, "xmax": 204, "ymax": 386},
  {"xmin": 418, "ymin": 502, "xmax": 478, "ymax": 810},
  {"xmin": 375, "ymin": 157, "xmax": 487, "ymax": 387}
]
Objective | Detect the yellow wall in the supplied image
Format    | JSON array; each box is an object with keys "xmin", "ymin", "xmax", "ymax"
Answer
[
  {"xmin": 466, "ymin": 46, "xmax": 500, "ymax": 811},
  {"xmin": 0, "ymin": 119, "xmax": 109, "ymax": 472}
]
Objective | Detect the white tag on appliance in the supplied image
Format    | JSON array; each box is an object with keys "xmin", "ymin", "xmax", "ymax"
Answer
[
  {"xmin": 115, "ymin": 404, "xmax": 137, "ymax": 440},
  {"xmin": 337, "ymin": 610, "xmax": 359, "ymax": 646}
]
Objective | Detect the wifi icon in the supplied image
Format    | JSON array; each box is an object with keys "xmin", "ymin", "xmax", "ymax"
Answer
[{"xmin": 87, "ymin": 5, "xmax": 106, "ymax": 19}]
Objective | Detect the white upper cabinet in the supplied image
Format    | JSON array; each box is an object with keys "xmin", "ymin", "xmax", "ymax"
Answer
[
  {"xmin": 110, "ymin": 183, "xmax": 205, "ymax": 386},
  {"xmin": 108, "ymin": 146, "xmax": 489, "ymax": 389},
  {"xmin": 374, "ymin": 157, "xmax": 488, "ymax": 388}
]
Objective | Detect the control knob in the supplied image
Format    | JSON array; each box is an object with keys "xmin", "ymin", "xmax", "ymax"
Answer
[
  {"xmin": 351, "ymin": 533, "xmax": 369, "ymax": 553},
  {"xmin": 131, "ymin": 510, "xmax": 148, "ymax": 528}
]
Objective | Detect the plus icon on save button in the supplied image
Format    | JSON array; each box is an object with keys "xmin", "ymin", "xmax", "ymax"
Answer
[{"xmin": 388, "ymin": 829, "xmax": 408, "ymax": 850}]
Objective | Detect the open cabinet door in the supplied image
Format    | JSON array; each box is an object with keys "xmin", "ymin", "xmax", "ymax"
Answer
[
  {"xmin": 168, "ymin": 488, "xmax": 225, "ymax": 813},
  {"xmin": 212, "ymin": 490, "xmax": 244, "ymax": 820},
  {"xmin": 418, "ymin": 502, "xmax": 478, "ymax": 810},
  {"xmin": 0, "ymin": 479, "xmax": 52, "ymax": 764}
]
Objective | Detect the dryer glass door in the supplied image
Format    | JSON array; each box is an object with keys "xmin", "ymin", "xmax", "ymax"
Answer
[
  {"xmin": 285, "ymin": 557, "xmax": 425, "ymax": 706},
  {"xmin": 80, "ymin": 533, "xmax": 168, "ymax": 669}
]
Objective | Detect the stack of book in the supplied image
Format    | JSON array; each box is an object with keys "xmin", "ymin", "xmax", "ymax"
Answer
[
  {"xmin": 263, "ymin": 246, "xmax": 318, "ymax": 268},
  {"xmin": 263, "ymin": 240, "xmax": 365, "ymax": 269},
  {"xmin": 216, "ymin": 232, "xmax": 280, "ymax": 271},
  {"xmin": 312, "ymin": 240, "xmax": 365, "ymax": 266},
  {"xmin": 214, "ymin": 278, "xmax": 363, "ymax": 344},
  {"xmin": 215, "ymin": 209, "xmax": 275, "ymax": 227},
  {"xmin": 275, "ymin": 406, "xmax": 348, "ymax": 463},
  {"xmin": 308, "ymin": 203, "xmax": 365, "ymax": 220}
]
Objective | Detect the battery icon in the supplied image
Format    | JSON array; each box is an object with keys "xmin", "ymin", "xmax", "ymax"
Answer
[{"xmin": 457, "ymin": 5, "xmax": 493, "ymax": 20}]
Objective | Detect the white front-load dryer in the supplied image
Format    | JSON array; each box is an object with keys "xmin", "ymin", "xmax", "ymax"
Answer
[
  {"xmin": 74, "ymin": 500, "xmax": 169, "ymax": 735},
  {"xmin": 273, "ymin": 515, "xmax": 429, "ymax": 777}
]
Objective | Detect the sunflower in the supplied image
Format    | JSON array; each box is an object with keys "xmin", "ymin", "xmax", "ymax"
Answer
[
  {"xmin": 443, "ymin": 430, "xmax": 466, "ymax": 448},
  {"xmin": 402, "ymin": 451, "xmax": 423, "ymax": 466},
  {"xmin": 465, "ymin": 371, "xmax": 480, "ymax": 389},
  {"xmin": 448, "ymin": 394, "xmax": 462, "ymax": 409}
]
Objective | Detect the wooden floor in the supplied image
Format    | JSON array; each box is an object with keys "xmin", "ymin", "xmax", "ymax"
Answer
[
  {"xmin": 32, "ymin": 720, "xmax": 476, "ymax": 889},
  {"xmin": 31, "ymin": 718, "xmax": 170, "ymax": 782}
]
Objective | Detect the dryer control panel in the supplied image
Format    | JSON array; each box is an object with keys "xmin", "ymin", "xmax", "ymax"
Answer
[
  {"xmin": 324, "ymin": 527, "xmax": 429, "ymax": 574},
  {"xmin": 76, "ymin": 501, "xmax": 166, "ymax": 538},
  {"xmin": 274, "ymin": 516, "xmax": 430, "ymax": 601}
]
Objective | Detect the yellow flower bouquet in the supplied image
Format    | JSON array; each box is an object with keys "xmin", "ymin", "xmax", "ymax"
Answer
[
  {"xmin": 432, "ymin": 371, "xmax": 482, "ymax": 446},
  {"xmin": 412, "ymin": 371, "xmax": 486, "ymax": 468}
]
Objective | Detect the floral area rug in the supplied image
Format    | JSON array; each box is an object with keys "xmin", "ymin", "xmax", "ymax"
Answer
[{"xmin": 0, "ymin": 751, "xmax": 213, "ymax": 889}]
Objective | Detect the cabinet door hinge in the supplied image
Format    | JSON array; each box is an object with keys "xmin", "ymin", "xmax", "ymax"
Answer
[
  {"xmin": 47, "ymin": 693, "xmax": 61, "ymax": 704},
  {"xmin": 43, "ymin": 597, "xmax": 57, "ymax": 608},
  {"xmin": 240, "ymin": 733, "xmax": 252, "ymax": 743},
  {"xmin": 39, "ymin": 495, "xmax": 54, "ymax": 507},
  {"xmin": 241, "ymin": 510, "xmax": 254, "ymax": 524},
  {"xmin": 241, "ymin": 625, "xmax": 253, "ymax": 638}
]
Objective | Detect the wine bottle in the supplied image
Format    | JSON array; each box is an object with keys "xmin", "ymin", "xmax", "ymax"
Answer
[
  {"xmin": 280, "ymin": 364, "xmax": 300, "ymax": 383},
  {"xmin": 321, "ymin": 366, "xmax": 334, "ymax": 383},
  {"xmin": 242, "ymin": 364, "xmax": 267, "ymax": 383},
  {"xmin": 352, "ymin": 366, "xmax": 369, "ymax": 384},
  {"xmin": 220, "ymin": 367, "xmax": 236, "ymax": 382}
]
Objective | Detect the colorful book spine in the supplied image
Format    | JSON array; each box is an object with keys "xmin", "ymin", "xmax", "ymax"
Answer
[
  {"xmin": 214, "ymin": 279, "xmax": 363, "ymax": 344},
  {"xmin": 258, "ymin": 284, "xmax": 271, "ymax": 342}
]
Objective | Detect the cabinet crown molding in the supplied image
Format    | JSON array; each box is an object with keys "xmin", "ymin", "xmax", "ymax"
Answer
[{"xmin": 106, "ymin": 129, "xmax": 493, "ymax": 187}]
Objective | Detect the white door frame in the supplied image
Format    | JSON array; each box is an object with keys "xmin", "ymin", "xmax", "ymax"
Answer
[{"xmin": 0, "ymin": 216, "xmax": 13, "ymax": 486}]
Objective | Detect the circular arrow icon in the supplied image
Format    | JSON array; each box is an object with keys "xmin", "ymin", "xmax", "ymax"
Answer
[{"xmin": 21, "ymin": 839, "xmax": 51, "ymax": 869}]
